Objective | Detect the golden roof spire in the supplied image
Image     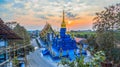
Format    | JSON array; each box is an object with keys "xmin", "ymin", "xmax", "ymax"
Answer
[
  {"xmin": 61, "ymin": 10, "xmax": 66, "ymax": 28},
  {"xmin": 63, "ymin": 10, "xmax": 65, "ymax": 23}
]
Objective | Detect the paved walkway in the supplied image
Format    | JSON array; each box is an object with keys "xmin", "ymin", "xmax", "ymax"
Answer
[
  {"xmin": 27, "ymin": 39, "xmax": 56, "ymax": 67},
  {"xmin": 31, "ymin": 39, "xmax": 39, "ymax": 48},
  {"xmin": 27, "ymin": 50, "xmax": 56, "ymax": 67}
]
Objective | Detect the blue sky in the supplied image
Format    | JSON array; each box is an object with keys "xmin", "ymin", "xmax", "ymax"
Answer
[{"xmin": 0, "ymin": 0, "xmax": 120, "ymax": 30}]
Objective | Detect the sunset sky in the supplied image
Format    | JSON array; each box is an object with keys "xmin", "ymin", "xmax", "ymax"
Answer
[{"xmin": 0, "ymin": 0, "xmax": 120, "ymax": 31}]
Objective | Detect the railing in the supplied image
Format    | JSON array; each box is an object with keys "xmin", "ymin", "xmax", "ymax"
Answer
[
  {"xmin": 0, "ymin": 44, "xmax": 31, "ymax": 66},
  {"xmin": 0, "ymin": 59, "xmax": 9, "ymax": 66},
  {"xmin": 0, "ymin": 44, "xmax": 31, "ymax": 54}
]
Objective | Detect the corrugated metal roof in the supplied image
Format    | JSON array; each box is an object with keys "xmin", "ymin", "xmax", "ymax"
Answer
[{"xmin": 0, "ymin": 18, "xmax": 22, "ymax": 40}]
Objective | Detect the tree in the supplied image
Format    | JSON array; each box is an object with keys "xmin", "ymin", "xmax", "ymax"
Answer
[
  {"xmin": 8, "ymin": 23, "xmax": 34, "ymax": 57},
  {"xmin": 93, "ymin": 3, "xmax": 120, "ymax": 49},
  {"xmin": 58, "ymin": 51, "xmax": 106, "ymax": 67},
  {"xmin": 87, "ymin": 34, "xmax": 99, "ymax": 52},
  {"xmin": 93, "ymin": 3, "xmax": 120, "ymax": 62},
  {"xmin": 13, "ymin": 24, "xmax": 30, "ymax": 45},
  {"xmin": 93, "ymin": 4, "xmax": 120, "ymax": 31}
]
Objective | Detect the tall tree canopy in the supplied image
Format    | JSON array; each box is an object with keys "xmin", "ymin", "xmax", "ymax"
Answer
[
  {"xmin": 13, "ymin": 24, "xmax": 30, "ymax": 45},
  {"xmin": 93, "ymin": 3, "xmax": 120, "ymax": 32},
  {"xmin": 93, "ymin": 3, "xmax": 120, "ymax": 61}
]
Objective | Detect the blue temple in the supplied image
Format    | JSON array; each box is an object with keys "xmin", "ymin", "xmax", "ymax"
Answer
[
  {"xmin": 52, "ymin": 10, "xmax": 77, "ymax": 51},
  {"xmin": 42, "ymin": 10, "xmax": 87, "ymax": 61},
  {"xmin": 50, "ymin": 10, "xmax": 78, "ymax": 60}
]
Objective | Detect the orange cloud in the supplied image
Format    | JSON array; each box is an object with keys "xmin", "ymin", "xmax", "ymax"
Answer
[{"xmin": 66, "ymin": 15, "xmax": 95, "ymax": 30}]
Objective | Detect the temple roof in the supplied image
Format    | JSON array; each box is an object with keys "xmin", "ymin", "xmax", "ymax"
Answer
[
  {"xmin": 41, "ymin": 23, "xmax": 54, "ymax": 33},
  {"xmin": 0, "ymin": 18, "xmax": 22, "ymax": 40},
  {"xmin": 40, "ymin": 22, "xmax": 54, "ymax": 40},
  {"xmin": 61, "ymin": 10, "xmax": 66, "ymax": 28}
]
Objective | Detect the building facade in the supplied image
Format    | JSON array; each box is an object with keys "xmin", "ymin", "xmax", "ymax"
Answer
[{"xmin": 0, "ymin": 18, "xmax": 22, "ymax": 67}]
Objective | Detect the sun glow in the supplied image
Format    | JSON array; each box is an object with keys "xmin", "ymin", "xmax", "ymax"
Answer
[{"xmin": 68, "ymin": 21, "xmax": 72, "ymax": 24}]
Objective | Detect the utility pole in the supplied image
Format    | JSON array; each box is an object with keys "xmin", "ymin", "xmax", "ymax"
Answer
[
  {"xmin": 23, "ymin": 32, "xmax": 27, "ymax": 67},
  {"xmin": 8, "ymin": 45, "xmax": 11, "ymax": 67},
  {"xmin": 13, "ymin": 43, "xmax": 16, "ymax": 67},
  {"xmin": 14, "ymin": 43, "xmax": 15, "ymax": 59}
]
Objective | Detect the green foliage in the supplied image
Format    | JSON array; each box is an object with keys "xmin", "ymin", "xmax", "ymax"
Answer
[
  {"xmin": 96, "ymin": 31, "xmax": 115, "ymax": 51},
  {"xmin": 26, "ymin": 45, "xmax": 35, "ymax": 53},
  {"xmin": 57, "ymin": 58, "xmax": 69, "ymax": 67},
  {"xmin": 93, "ymin": 3, "xmax": 120, "ymax": 47},
  {"xmin": 75, "ymin": 56, "xmax": 89, "ymax": 67},
  {"xmin": 114, "ymin": 31, "xmax": 120, "ymax": 41},
  {"xmin": 93, "ymin": 3, "xmax": 120, "ymax": 64},
  {"xmin": 13, "ymin": 24, "xmax": 30, "ymax": 45},
  {"xmin": 58, "ymin": 56, "xmax": 89, "ymax": 67},
  {"xmin": 8, "ymin": 24, "xmax": 34, "ymax": 58},
  {"xmin": 93, "ymin": 4, "xmax": 120, "ymax": 32},
  {"xmin": 87, "ymin": 34, "xmax": 99, "ymax": 52},
  {"xmin": 70, "ymin": 31, "xmax": 95, "ymax": 38},
  {"xmin": 58, "ymin": 51, "xmax": 106, "ymax": 67},
  {"xmin": 109, "ymin": 48, "xmax": 120, "ymax": 63},
  {"xmin": 90, "ymin": 51, "xmax": 106, "ymax": 66},
  {"xmin": 12, "ymin": 57, "xmax": 19, "ymax": 67}
]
